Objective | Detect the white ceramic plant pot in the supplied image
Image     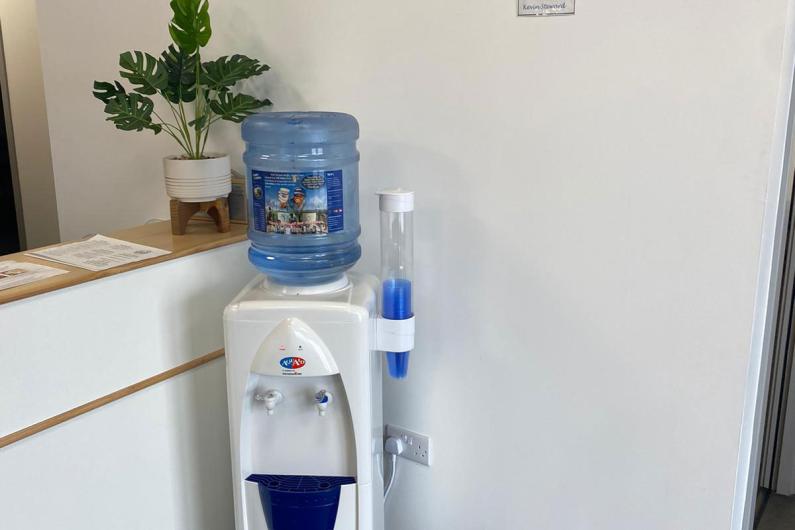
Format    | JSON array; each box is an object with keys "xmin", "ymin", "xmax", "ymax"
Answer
[{"xmin": 163, "ymin": 153, "xmax": 232, "ymax": 203}]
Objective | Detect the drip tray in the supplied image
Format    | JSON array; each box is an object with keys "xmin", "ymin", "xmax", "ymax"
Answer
[{"xmin": 246, "ymin": 474, "xmax": 355, "ymax": 530}]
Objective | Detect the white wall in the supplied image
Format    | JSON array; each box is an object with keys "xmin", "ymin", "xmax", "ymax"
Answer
[
  {"xmin": 35, "ymin": 0, "xmax": 174, "ymax": 240},
  {"xmin": 32, "ymin": 0, "xmax": 795, "ymax": 528},
  {"xmin": 0, "ymin": 0, "xmax": 59, "ymax": 247}
]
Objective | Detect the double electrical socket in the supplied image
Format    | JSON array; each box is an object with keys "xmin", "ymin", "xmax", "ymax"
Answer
[{"xmin": 385, "ymin": 424, "xmax": 432, "ymax": 466}]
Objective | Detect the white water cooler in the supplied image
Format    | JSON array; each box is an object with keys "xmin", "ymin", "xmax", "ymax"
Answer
[
  {"xmin": 224, "ymin": 274, "xmax": 384, "ymax": 530},
  {"xmin": 224, "ymin": 113, "xmax": 415, "ymax": 530}
]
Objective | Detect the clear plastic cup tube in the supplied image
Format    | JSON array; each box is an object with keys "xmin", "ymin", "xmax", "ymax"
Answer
[{"xmin": 378, "ymin": 191, "xmax": 414, "ymax": 379}]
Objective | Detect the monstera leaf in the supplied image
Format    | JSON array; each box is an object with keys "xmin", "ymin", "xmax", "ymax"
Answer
[
  {"xmin": 169, "ymin": 0, "xmax": 211, "ymax": 54},
  {"xmin": 119, "ymin": 51, "xmax": 168, "ymax": 95},
  {"xmin": 209, "ymin": 92, "xmax": 271, "ymax": 122},
  {"xmin": 159, "ymin": 44, "xmax": 198, "ymax": 103},
  {"xmin": 103, "ymin": 93, "xmax": 162, "ymax": 134},
  {"xmin": 92, "ymin": 80, "xmax": 127, "ymax": 103},
  {"xmin": 91, "ymin": 0, "xmax": 273, "ymax": 158},
  {"xmin": 201, "ymin": 55, "xmax": 269, "ymax": 91}
]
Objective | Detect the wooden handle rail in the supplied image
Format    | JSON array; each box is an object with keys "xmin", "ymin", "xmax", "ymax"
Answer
[{"xmin": 0, "ymin": 348, "xmax": 226, "ymax": 449}]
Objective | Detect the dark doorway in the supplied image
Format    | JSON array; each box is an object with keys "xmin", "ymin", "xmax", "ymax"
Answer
[{"xmin": 0, "ymin": 87, "xmax": 19, "ymax": 255}]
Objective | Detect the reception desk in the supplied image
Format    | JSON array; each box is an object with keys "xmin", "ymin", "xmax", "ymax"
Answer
[{"xmin": 0, "ymin": 221, "xmax": 252, "ymax": 530}]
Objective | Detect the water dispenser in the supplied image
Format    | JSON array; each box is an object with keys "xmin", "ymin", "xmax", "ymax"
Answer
[{"xmin": 225, "ymin": 112, "xmax": 415, "ymax": 530}]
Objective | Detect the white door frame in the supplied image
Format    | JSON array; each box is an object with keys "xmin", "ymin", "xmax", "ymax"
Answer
[
  {"xmin": 0, "ymin": 5, "xmax": 60, "ymax": 249},
  {"xmin": 733, "ymin": 2, "xmax": 795, "ymax": 527},
  {"xmin": 0, "ymin": 21, "xmax": 25, "ymax": 248}
]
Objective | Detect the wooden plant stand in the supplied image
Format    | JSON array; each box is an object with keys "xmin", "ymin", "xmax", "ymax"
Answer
[{"xmin": 169, "ymin": 197, "xmax": 231, "ymax": 235}]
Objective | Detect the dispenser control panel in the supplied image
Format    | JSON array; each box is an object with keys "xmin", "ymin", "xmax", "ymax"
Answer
[{"xmin": 250, "ymin": 317, "xmax": 340, "ymax": 377}]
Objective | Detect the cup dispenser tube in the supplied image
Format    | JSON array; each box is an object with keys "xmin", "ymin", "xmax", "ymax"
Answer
[{"xmin": 376, "ymin": 190, "xmax": 415, "ymax": 379}]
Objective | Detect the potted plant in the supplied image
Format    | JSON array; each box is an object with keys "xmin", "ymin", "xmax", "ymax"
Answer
[{"xmin": 92, "ymin": 0, "xmax": 271, "ymax": 203}]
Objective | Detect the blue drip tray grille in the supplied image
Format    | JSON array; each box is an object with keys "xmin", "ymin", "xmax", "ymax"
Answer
[
  {"xmin": 246, "ymin": 474, "xmax": 355, "ymax": 494},
  {"xmin": 246, "ymin": 474, "xmax": 356, "ymax": 529}
]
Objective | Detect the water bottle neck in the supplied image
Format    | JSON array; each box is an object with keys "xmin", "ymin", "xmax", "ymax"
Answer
[{"xmin": 262, "ymin": 274, "xmax": 350, "ymax": 296}]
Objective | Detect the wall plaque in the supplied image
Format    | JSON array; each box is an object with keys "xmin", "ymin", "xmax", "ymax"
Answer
[{"xmin": 518, "ymin": 0, "xmax": 575, "ymax": 16}]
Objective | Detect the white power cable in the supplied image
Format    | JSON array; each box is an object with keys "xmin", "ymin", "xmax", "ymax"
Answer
[
  {"xmin": 384, "ymin": 454, "xmax": 398, "ymax": 499},
  {"xmin": 384, "ymin": 436, "xmax": 405, "ymax": 500}
]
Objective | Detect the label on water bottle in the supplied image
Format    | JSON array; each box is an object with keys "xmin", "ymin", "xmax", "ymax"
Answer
[{"xmin": 251, "ymin": 170, "xmax": 344, "ymax": 235}]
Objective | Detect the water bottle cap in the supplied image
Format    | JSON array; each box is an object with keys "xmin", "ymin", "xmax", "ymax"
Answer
[{"xmin": 377, "ymin": 189, "xmax": 414, "ymax": 213}]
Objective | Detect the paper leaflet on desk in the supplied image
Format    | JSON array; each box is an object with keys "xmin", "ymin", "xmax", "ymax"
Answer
[
  {"xmin": 0, "ymin": 261, "xmax": 68, "ymax": 291},
  {"xmin": 26, "ymin": 235, "xmax": 171, "ymax": 272}
]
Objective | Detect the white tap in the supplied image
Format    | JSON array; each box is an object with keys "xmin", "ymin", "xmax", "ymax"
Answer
[
  {"xmin": 255, "ymin": 389, "xmax": 284, "ymax": 415},
  {"xmin": 314, "ymin": 390, "xmax": 333, "ymax": 416}
]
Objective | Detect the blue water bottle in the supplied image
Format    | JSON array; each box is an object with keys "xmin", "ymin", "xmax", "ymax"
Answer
[{"xmin": 242, "ymin": 112, "xmax": 361, "ymax": 285}]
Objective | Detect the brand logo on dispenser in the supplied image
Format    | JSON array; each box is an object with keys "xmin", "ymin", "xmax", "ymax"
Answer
[{"xmin": 279, "ymin": 357, "xmax": 306, "ymax": 370}]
